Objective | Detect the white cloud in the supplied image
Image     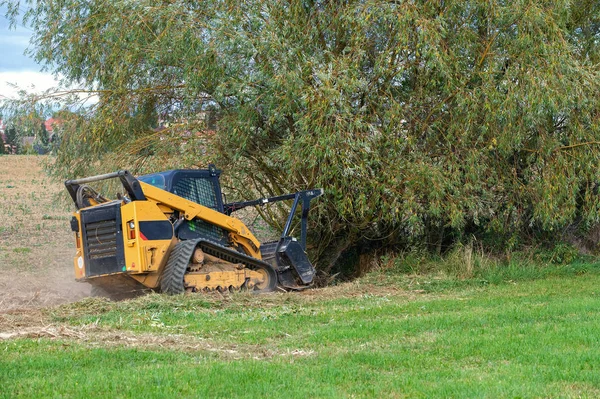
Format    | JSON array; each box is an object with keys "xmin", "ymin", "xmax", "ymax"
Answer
[
  {"xmin": 0, "ymin": 70, "xmax": 61, "ymax": 99},
  {"xmin": 0, "ymin": 70, "xmax": 98, "ymax": 106}
]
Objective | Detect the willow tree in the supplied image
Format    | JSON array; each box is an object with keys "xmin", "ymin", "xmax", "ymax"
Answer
[{"xmin": 4, "ymin": 0, "xmax": 600, "ymax": 271}]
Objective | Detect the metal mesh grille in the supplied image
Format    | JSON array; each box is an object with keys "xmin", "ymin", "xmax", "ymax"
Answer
[
  {"xmin": 85, "ymin": 220, "xmax": 118, "ymax": 259},
  {"xmin": 172, "ymin": 178, "xmax": 217, "ymax": 209},
  {"xmin": 186, "ymin": 219, "xmax": 225, "ymax": 242},
  {"xmin": 174, "ymin": 177, "xmax": 226, "ymax": 242}
]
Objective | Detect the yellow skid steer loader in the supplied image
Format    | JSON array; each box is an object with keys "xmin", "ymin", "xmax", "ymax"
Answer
[{"xmin": 65, "ymin": 165, "xmax": 322, "ymax": 297}]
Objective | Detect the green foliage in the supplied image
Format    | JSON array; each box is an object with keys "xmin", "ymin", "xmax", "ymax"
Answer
[
  {"xmin": 377, "ymin": 242, "xmax": 595, "ymax": 290},
  {"xmin": 534, "ymin": 242, "xmax": 582, "ymax": 265},
  {"xmin": 3, "ymin": 0, "xmax": 600, "ymax": 270},
  {"xmin": 34, "ymin": 122, "xmax": 50, "ymax": 154},
  {"xmin": 3, "ymin": 112, "xmax": 49, "ymax": 154},
  {"xmin": 4, "ymin": 126, "xmax": 18, "ymax": 153}
]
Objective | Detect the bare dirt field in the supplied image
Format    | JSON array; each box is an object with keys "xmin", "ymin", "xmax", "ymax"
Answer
[{"xmin": 0, "ymin": 156, "xmax": 90, "ymax": 311}]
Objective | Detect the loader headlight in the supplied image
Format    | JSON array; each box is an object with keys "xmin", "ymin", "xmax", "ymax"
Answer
[{"xmin": 128, "ymin": 221, "xmax": 136, "ymax": 239}]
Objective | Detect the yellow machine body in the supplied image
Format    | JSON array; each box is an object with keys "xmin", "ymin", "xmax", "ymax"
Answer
[
  {"xmin": 66, "ymin": 167, "xmax": 322, "ymax": 296},
  {"xmin": 71, "ymin": 181, "xmax": 263, "ymax": 292}
]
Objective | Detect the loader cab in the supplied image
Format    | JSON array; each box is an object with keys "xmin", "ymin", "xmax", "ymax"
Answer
[
  {"xmin": 138, "ymin": 166, "xmax": 225, "ymax": 212},
  {"xmin": 138, "ymin": 165, "xmax": 228, "ymax": 243}
]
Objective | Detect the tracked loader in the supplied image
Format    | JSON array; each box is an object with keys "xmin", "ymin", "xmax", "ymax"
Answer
[{"xmin": 65, "ymin": 165, "xmax": 322, "ymax": 297}]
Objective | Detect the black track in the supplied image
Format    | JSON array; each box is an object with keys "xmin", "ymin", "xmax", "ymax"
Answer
[
  {"xmin": 160, "ymin": 239, "xmax": 278, "ymax": 294},
  {"xmin": 160, "ymin": 240, "xmax": 196, "ymax": 294}
]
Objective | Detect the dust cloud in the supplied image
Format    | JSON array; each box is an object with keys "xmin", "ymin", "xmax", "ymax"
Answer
[{"xmin": 0, "ymin": 267, "xmax": 91, "ymax": 312}]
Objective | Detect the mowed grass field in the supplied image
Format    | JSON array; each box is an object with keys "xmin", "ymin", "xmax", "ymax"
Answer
[{"xmin": 2, "ymin": 156, "xmax": 600, "ymax": 398}]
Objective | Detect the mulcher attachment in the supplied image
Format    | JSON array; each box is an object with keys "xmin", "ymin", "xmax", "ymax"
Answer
[
  {"xmin": 260, "ymin": 238, "xmax": 316, "ymax": 290},
  {"xmin": 227, "ymin": 189, "xmax": 323, "ymax": 290}
]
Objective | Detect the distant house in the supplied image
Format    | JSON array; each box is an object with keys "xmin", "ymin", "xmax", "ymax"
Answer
[
  {"xmin": 44, "ymin": 117, "xmax": 62, "ymax": 142},
  {"xmin": 44, "ymin": 117, "xmax": 57, "ymax": 133}
]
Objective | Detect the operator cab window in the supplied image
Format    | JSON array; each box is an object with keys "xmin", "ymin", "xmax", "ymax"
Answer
[
  {"xmin": 172, "ymin": 177, "xmax": 218, "ymax": 210},
  {"xmin": 138, "ymin": 174, "xmax": 166, "ymax": 190}
]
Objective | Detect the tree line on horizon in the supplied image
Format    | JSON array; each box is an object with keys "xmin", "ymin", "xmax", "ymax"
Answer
[{"xmin": 0, "ymin": 113, "xmax": 52, "ymax": 155}]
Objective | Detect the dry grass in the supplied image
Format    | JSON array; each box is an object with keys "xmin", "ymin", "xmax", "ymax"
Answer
[
  {"xmin": 0, "ymin": 295, "xmax": 316, "ymax": 359},
  {"xmin": 0, "ymin": 322, "xmax": 315, "ymax": 359},
  {"xmin": 0, "ymin": 155, "xmax": 90, "ymax": 311}
]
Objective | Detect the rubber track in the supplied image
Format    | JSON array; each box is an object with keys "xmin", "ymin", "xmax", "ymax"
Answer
[
  {"xmin": 160, "ymin": 240, "xmax": 198, "ymax": 294},
  {"xmin": 160, "ymin": 239, "xmax": 278, "ymax": 294}
]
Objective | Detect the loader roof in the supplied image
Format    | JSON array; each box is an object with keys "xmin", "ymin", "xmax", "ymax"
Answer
[{"xmin": 138, "ymin": 167, "xmax": 224, "ymax": 212}]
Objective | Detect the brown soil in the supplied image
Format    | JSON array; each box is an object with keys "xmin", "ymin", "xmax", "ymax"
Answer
[
  {"xmin": 0, "ymin": 155, "xmax": 91, "ymax": 312},
  {"xmin": 0, "ymin": 272, "xmax": 90, "ymax": 311}
]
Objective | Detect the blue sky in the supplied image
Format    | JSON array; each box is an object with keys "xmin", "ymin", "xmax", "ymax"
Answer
[
  {"xmin": 0, "ymin": 5, "xmax": 38, "ymax": 71},
  {"xmin": 0, "ymin": 4, "xmax": 60, "ymax": 99}
]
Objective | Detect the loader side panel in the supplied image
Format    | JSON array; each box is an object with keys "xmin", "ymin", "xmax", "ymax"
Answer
[
  {"xmin": 119, "ymin": 200, "xmax": 175, "ymax": 279},
  {"xmin": 80, "ymin": 201, "xmax": 125, "ymax": 277}
]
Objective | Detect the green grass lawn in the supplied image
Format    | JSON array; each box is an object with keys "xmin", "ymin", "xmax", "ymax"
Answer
[{"xmin": 2, "ymin": 270, "xmax": 600, "ymax": 398}]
